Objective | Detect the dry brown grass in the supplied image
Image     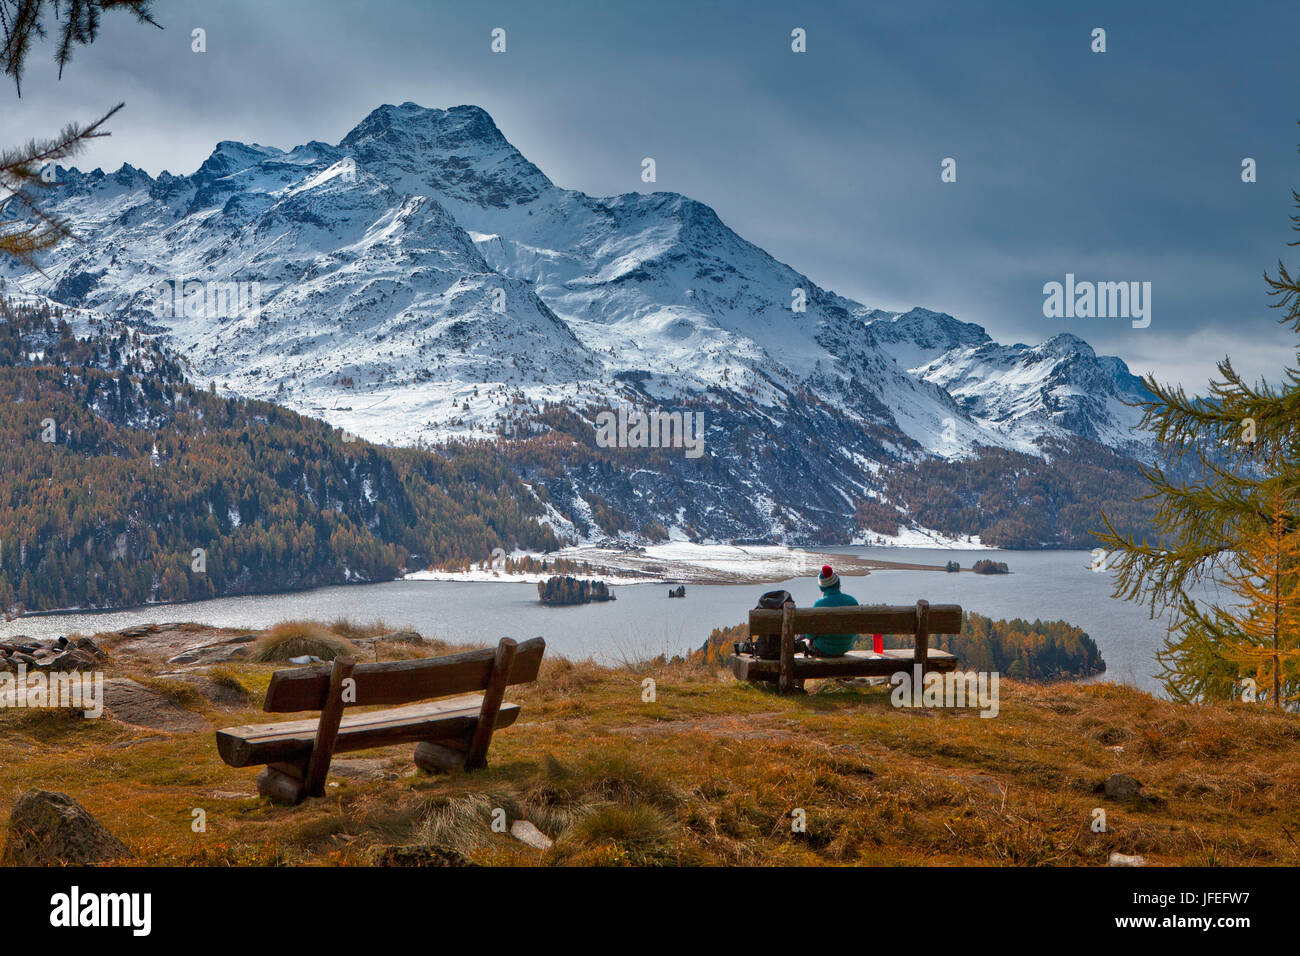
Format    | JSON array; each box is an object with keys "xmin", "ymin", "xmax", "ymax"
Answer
[
  {"xmin": 1, "ymin": 620, "xmax": 1299, "ymax": 866},
  {"xmin": 325, "ymin": 617, "xmax": 390, "ymax": 642},
  {"xmin": 248, "ymin": 620, "xmax": 361, "ymax": 662}
]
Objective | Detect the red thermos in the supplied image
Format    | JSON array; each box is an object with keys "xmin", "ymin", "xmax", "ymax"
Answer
[{"xmin": 873, "ymin": 633, "xmax": 883, "ymax": 653}]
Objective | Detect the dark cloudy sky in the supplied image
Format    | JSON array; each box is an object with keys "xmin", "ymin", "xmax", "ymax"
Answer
[{"xmin": 5, "ymin": 0, "xmax": 1299, "ymax": 389}]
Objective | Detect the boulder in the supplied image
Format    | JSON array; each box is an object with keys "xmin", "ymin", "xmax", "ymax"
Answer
[
  {"xmin": 1104, "ymin": 773, "xmax": 1144, "ymax": 801},
  {"xmin": 38, "ymin": 649, "xmax": 99, "ymax": 672},
  {"xmin": 72, "ymin": 636, "xmax": 106, "ymax": 658},
  {"xmin": 2, "ymin": 790, "xmax": 131, "ymax": 865}
]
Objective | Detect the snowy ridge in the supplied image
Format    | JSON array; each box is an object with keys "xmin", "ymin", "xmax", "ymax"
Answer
[{"xmin": 2, "ymin": 102, "xmax": 1157, "ymax": 542}]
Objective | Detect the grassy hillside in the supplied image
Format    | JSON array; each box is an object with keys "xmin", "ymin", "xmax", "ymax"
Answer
[{"xmin": 2, "ymin": 619, "xmax": 1298, "ymax": 866}]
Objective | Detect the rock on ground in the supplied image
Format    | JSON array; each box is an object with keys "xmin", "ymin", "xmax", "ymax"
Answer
[
  {"xmin": 103, "ymin": 678, "xmax": 209, "ymax": 732},
  {"xmin": 2, "ymin": 790, "xmax": 132, "ymax": 865},
  {"xmin": 329, "ymin": 758, "xmax": 400, "ymax": 782},
  {"xmin": 364, "ymin": 845, "xmax": 475, "ymax": 866},
  {"xmin": 510, "ymin": 820, "xmax": 554, "ymax": 851},
  {"xmin": 1104, "ymin": 773, "xmax": 1144, "ymax": 801}
]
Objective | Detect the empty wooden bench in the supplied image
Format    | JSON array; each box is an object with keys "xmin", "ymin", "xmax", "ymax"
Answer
[
  {"xmin": 731, "ymin": 600, "xmax": 960, "ymax": 694},
  {"xmin": 215, "ymin": 636, "xmax": 545, "ymax": 803}
]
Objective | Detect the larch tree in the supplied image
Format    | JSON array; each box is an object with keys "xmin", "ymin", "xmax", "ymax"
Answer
[
  {"xmin": 1162, "ymin": 476, "xmax": 1300, "ymax": 707},
  {"xmin": 1097, "ymin": 130, "xmax": 1300, "ymax": 706}
]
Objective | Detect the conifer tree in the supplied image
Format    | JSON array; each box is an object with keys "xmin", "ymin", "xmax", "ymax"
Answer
[{"xmin": 1097, "ymin": 135, "xmax": 1300, "ymax": 705}]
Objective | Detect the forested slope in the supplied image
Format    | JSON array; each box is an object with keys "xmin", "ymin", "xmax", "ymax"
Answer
[{"xmin": 0, "ymin": 300, "xmax": 558, "ymax": 612}]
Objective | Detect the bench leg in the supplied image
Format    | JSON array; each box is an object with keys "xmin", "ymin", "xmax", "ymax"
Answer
[
  {"xmin": 752, "ymin": 674, "xmax": 804, "ymax": 694},
  {"xmin": 777, "ymin": 602, "xmax": 797, "ymax": 695},
  {"xmin": 465, "ymin": 637, "xmax": 518, "ymax": 771},
  {"xmin": 257, "ymin": 761, "xmax": 307, "ymax": 804},
  {"xmin": 914, "ymin": 600, "xmax": 931, "ymax": 681},
  {"xmin": 302, "ymin": 655, "xmax": 356, "ymax": 799}
]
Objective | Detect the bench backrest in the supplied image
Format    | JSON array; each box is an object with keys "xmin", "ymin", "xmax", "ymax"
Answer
[
  {"xmin": 262, "ymin": 636, "xmax": 547, "ymax": 713},
  {"xmin": 748, "ymin": 603, "xmax": 962, "ymax": 636}
]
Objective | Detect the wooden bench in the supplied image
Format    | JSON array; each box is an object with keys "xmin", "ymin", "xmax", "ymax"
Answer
[
  {"xmin": 730, "ymin": 600, "xmax": 960, "ymax": 694},
  {"xmin": 215, "ymin": 636, "xmax": 545, "ymax": 803}
]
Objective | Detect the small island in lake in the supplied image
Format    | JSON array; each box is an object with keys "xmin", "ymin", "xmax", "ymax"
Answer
[
  {"xmin": 668, "ymin": 585, "xmax": 686, "ymax": 598},
  {"xmin": 972, "ymin": 559, "xmax": 1010, "ymax": 575},
  {"xmin": 537, "ymin": 575, "xmax": 616, "ymax": 606}
]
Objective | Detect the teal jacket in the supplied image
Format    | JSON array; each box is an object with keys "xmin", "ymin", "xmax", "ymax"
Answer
[{"xmin": 811, "ymin": 586, "xmax": 858, "ymax": 656}]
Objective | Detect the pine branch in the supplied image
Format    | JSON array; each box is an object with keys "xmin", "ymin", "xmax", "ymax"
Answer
[
  {"xmin": 0, "ymin": 102, "xmax": 121, "ymax": 268},
  {"xmin": 1, "ymin": 0, "xmax": 159, "ymax": 95}
]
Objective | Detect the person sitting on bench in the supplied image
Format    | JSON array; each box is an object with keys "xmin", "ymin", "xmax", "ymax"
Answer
[{"xmin": 799, "ymin": 564, "xmax": 859, "ymax": 657}]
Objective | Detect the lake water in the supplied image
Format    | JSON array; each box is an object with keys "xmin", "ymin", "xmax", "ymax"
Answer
[{"xmin": 0, "ymin": 547, "xmax": 1216, "ymax": 693}]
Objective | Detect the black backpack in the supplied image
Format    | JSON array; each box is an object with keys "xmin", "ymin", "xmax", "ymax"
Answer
[
  {"xmin": 756, "ymin": 589, "xmax": 794, "ymax": 610},
  {"xmin": 736, "ymin": 590, "xmax": 794, "ymax": 659}
]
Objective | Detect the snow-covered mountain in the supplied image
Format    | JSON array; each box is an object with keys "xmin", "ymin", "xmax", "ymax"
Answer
[
  {"xmin": 860, "ymin": 306, "xmax": 992, "ymax": 371},
  {"xmin": 863, "ymin": 309, "xmax": 1152, "ymax": 457},
  {"xmin": 1, "ymin": 102, "xmax": 1155, "ymax": 543},
  {"xmin": 912, "ymin": 331, "xmax": 1152, "ymax": 455}
]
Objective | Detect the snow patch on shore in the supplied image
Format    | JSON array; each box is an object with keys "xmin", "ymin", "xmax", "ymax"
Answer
[{"xmin": 852, "ymin": 525, "xmax": 988, "ymax": 549}]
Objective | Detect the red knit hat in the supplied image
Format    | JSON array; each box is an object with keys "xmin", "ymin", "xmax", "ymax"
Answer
[{"xmin": 818, "ymin": 565, "xmax": 840, "ymax": 589}]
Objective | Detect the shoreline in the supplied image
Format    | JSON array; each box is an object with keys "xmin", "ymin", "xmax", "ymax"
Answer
[
  {"xmin": 408, "ymin": 541, "xmax": 987, "ymax": 588},
  {"xmin": 5, "ymin": 542, "xmax": 1004, "ymax": 623}
]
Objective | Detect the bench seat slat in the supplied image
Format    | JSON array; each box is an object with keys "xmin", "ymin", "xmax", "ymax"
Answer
[
  {"xmin": 216, "ymin": 695, "xmax": 521, "ymax": 768},
  {"xmin": 731, "ymin": 648, "xmax": 958, "ymax": 681}
]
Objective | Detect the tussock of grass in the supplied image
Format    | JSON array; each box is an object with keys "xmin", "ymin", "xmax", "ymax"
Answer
[
  {"xmin": 135, "ymin": 676, "xmax": 205, "ymax": 709},
  {"xmin": 205, "ymin": 666, "xmax": 249, "ymax": 695},
  {"xmin": 539, "ymin": 657, "xmax": 606, "ymax": 696},
  {"xmin": 371, "ymin": 641, "xmax": 438, "ymax": 661},
  {"xmin": 414, "ymin": 792, "xmax": 514, "ymax": 857},
  {"xmin": 560, "ymin": 805, "xmax": 678, "ymax": 865},
  {"xmin": 249, "ymin": 621, "xmax": 361, "ymax": 662},
  {"xmin": 540, "ymin": 752, "xmax": 685, "ymax": 811},
  {"xmin": 326, "ymin": 617, "xmax": 390, "ymax": 642}
]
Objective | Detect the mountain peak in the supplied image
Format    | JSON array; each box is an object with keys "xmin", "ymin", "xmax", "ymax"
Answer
[
  {"xmin": 866, "ymin": 306, "xmax": 991, "ymax": 370},
  {"xmin": 194, "ymin": 140, "xmax": 283, "ymax": 181},
  {"xmin": 1038, "ymin": 332, "xmax": 1096, "ymax": 358},
  {"xmin": 338, "ymin": 102, "xmax": 552, "ymax": 209}
]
